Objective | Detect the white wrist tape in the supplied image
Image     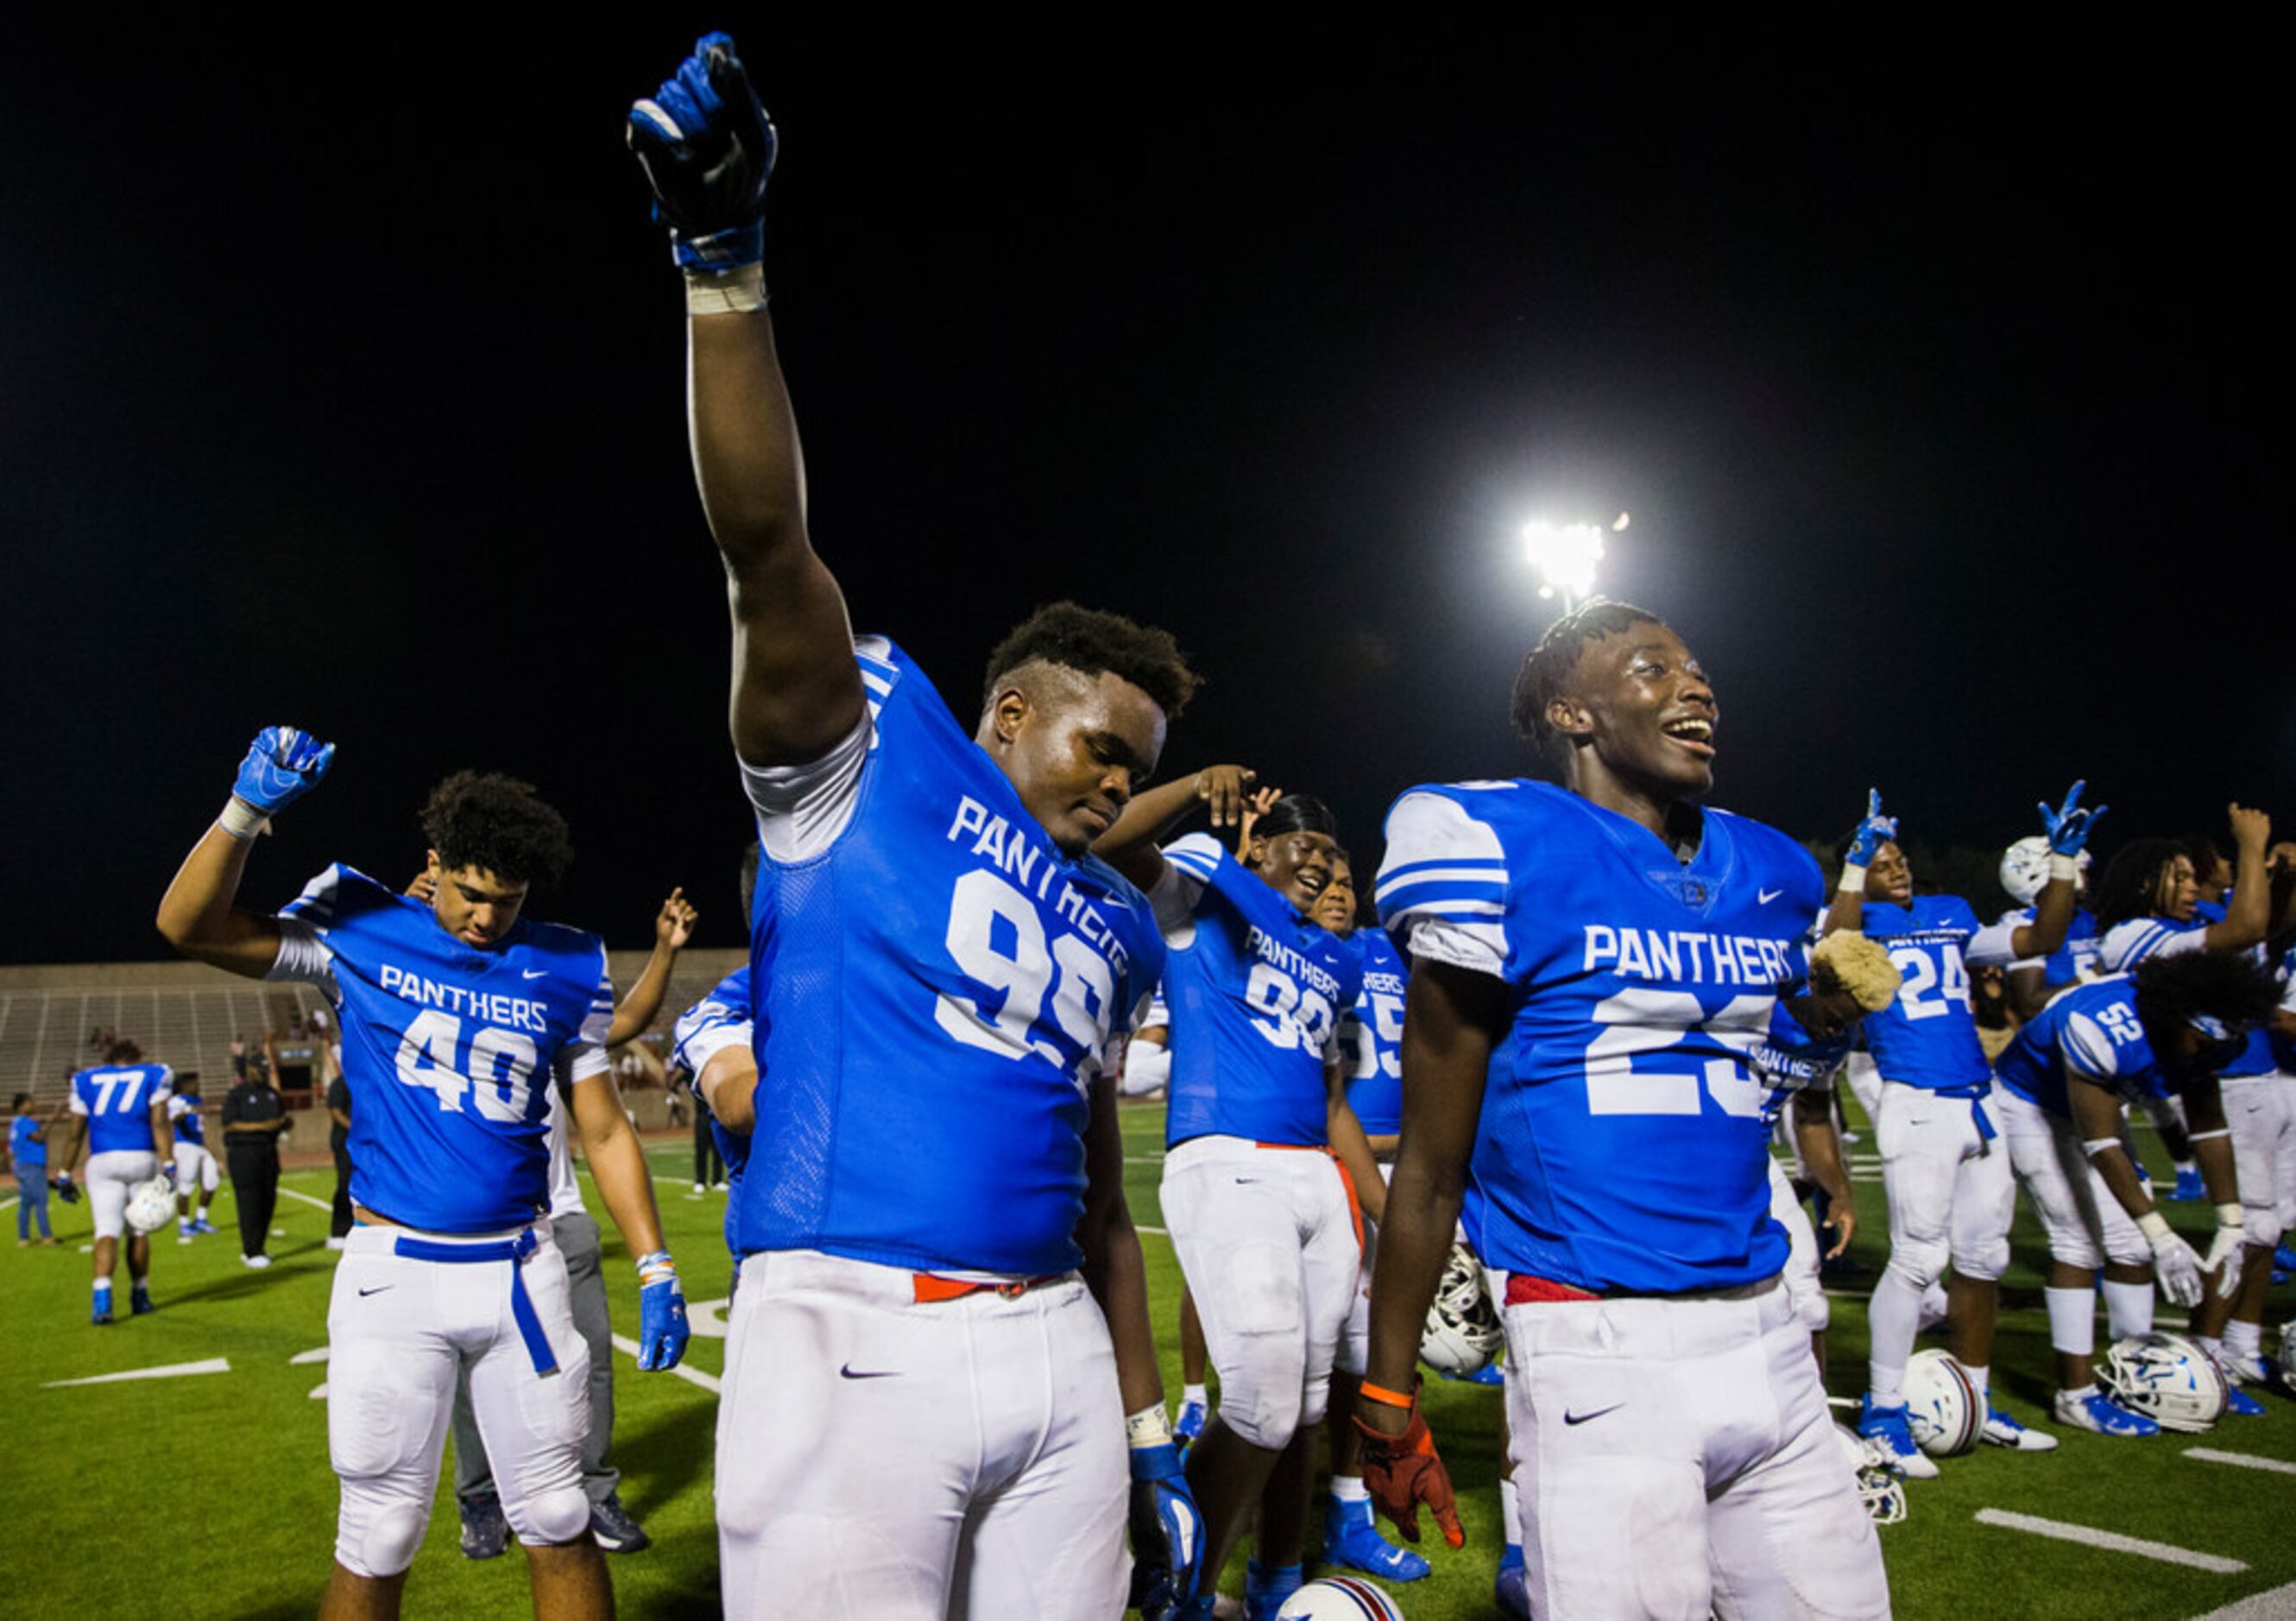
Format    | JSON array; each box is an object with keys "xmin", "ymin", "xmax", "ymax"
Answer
[
  {"xmin": 1836, "ymin": 863, "xmax": 1868, "ymax": 896},
  {"xmin": 2080, "ymin": 1138, "xmax": 2123, "ymax": 1159},
  {"xmin": 2136, "ymin": 1210, "xmax": 2173, "ymax": 1243},
  {"xmin": 218, "ymin": 796, "xmax": 270, "ymax": 841},
  {"xmin": 1126, "ymin": 1403, "xmax": 1173, "ymax": 1449},
  {"xmin": 2215, "ymin": 1203, "xmax": 2245, "ymax": 1229},
  {"xmin": 2048, "ymin": 853, "xmax": 2080, "ymax": 881},
  {"xmin": 2188, "ymin": 1128, "xmax": 2230, "ymax": 1143},
  {"xmin": 684, "ymin": 262, "xmax": 768, "ymax": 316}
]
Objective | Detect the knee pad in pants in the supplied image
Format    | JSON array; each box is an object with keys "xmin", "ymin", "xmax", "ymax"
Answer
[
  {"xmin": 335, "ymin": 1491, "xmax": 431, "ymax": 1579},
  {"xmin": 510, "ymin": 1481, "xmax": 592, "ymax": 1547}
]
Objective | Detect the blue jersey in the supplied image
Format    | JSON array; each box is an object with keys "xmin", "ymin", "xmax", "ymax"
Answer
[
  {"xmin": 68, "ymin": 1063, "xmax": 173, "ymax": 1156},
  {"xmin": 672, "ymin": 966, "xmax": 754, "ymax": 1252},
  {"xmin": 1857, "ymin": 897, "xmax": 2005, "ymax": 1092},
  {"xmin": 1377, "ymin": 780, "xmax": 1821, "ymax": 1295},
  {"xmin": 2097, "ymin": 914, "xmax": 2277, "ymax": 1078},
  {"xmin": 11, "ymin": 1115, "xmax": 47, "ymax": 1168},
  {"xmin": 1338, "ymin": 927, "xmax": 1408, "ymax": 1137},
  {"xmin": 735, "ymin": 640, "xmax": 1165, "ymax": 1276},
  {"xmin": 168, "ymin": 1094, "xmax": 206, "ymax": 1147},
  {"xmin": 1160, "ymin": 835, "xmax": 1365, "ymax": 1150},
  {"xmin": 1995, "ymin": 976, "xmax": 2167, "ymax": 1117},
  {"xmin": 273, "ymin": 866, "xmax": 614, "ymax": 1233},
  {"xmin": 1753, "ymin": 1002, "xmax": 1851, "ymax": 1126},
  {"xmin": 2002, "ymin": 905, "xmax": 2099, "ymax": 986}
]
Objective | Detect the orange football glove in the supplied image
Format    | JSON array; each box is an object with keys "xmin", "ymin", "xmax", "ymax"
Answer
[{"xmin": 1353, "ymin": 1397, "xmax": 1464, "ymax": 1548}]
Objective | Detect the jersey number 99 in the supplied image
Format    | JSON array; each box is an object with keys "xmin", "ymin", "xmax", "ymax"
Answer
[{"xmin": 935, "ymin": 869, "xmax": 1116, "ymax": 1085}]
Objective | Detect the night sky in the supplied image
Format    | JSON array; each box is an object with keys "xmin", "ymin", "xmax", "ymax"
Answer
[{"xmin": 4, "ymin": 21, "xmax": 2285, "ymax": 964}]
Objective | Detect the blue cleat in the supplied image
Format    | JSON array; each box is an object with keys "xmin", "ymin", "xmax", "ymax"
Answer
[
  {"xmin": 191, "ymin": 1217, "xmax": 218, "ymax": 1236},
  {"xmin": 1441, "ymin": 1360, "xmax": 1505, "ymax": 1386},
  {"xmin": 2276, "ymin": 1245, "xmax": 2296, "ymax": 1272},
  {"xmin": 91, "ymin": 1302, "xmax": 112, "ymax": 1327},
  {"xmin": 1173, "ymin": 1397, "xmax": 1208, "ymax": 1448},
  {"xmin": 1979, "ymin": 1405, "xmax": 2059, "ymax": 1452},
  {"xmin": 2053, "ymin": 1389, "xmax": 2158, "ymax": 1437},
  {"xmin": 130, "ymin": 1286, "xmax": 155, "ymax": 1316},
  {"xmin": 1325, "ymin": 1495, "xmax": 1431, "ymax": 1582},
  {"xmin": 1496, "ymin": 1544, "xmax": 1530, "ymax": 1618},
  {"xmin": 2224, "ymin": 1385, "xmax": 2266, "ymax": 1418},
  {"xmin": 1243, "ymin": 1559, "xmax": 1303, "ymax": 1621},
  {"xmin": 2167, "ymin": 1168, "xmax": 2205, "ymax": 1202},
  {"xmin": 1858, "ymin": 1395, "xmax": 1940, "ymax": 1478}
]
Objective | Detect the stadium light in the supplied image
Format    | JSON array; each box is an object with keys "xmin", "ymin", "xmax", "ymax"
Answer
[{"xmin": 1522, "ymin": 511, "xmax": 1627, "ymax": 613}]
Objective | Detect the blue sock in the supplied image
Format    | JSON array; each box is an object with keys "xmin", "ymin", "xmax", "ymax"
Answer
[{"xmin": 1246, "ymin": 1561, "xmax": 1303, "ymax": 1602}]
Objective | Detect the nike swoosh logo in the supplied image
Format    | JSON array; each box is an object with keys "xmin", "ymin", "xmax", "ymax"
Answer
[
  {"xmin": 1758, "ymin": 887, "xmax": 1783, "ymax": 905},
  {"xmin": 357, "ymin": 1286, "xmax": 392, "ymax": 1297},
  {"xmin": 839, "ymin": 1363, "xmax": 899, "ymax": 1379},
  {"xmin": 1233, "ymin": 1177, "xmax": 1263, "ymax": 1186},
  {"xmin": 1563, "ymin": 1403, "xmax": 1624, "ymax": 1426},
  {"xmin": 521, "ymin": 968, "xmax": 548, "ymax": 980}
]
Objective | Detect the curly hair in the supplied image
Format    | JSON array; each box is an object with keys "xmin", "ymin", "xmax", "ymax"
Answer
[
  {"xmin": 981, "ymin": 602, "xmax": 1201, "ymax": 721},
  {"xmin": 1507, "ymin": 598, "xmax": 1668, "ymax": 764},
  {"xmin": 420, "ymin": 772, "xmax": 574, "ymax": 891},
  {"xmin": 2090, "ymin": 838, "xmax": 2185, "ymax": 934},
  {"xmin": 2133, "ymin": 949, "xmax": 2280, "ymax": 1044}
]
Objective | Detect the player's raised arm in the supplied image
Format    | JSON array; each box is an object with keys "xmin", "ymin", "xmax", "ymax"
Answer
[
  {"xmin": 2000, "ymin": 781, "xmax": 2102, "ymax": 961},
  {"xmin": 1820, "ymin": 789, "xmax": 1893, "ymax": 937},
  {"xmin": 2201, "ymin": 804, "xmax": 2274, "ymax": 951},
  {"xmin": 1088, "ymin": 765, "xmax": 1256, "ymax": 891},
  {"xmin": 155, "ymin": 727, "xmax": 335, "ymax": 978},
  {"xmin": 604, "ymin": 888, "xmax": 697, "ymax": 1047},
  {"xmin": 630, "ymin": 33, "xmax": 863, "ymax": 769}
]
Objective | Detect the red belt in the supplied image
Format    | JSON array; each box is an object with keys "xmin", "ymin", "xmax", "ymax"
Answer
[
  {"xmin": 911, "ymin": 1271, "xmax": 1065, "ymax": 1304},
  {"xmin": 1504, "ymin": 1273, "xmax": 1600, "ymax": 1306}
]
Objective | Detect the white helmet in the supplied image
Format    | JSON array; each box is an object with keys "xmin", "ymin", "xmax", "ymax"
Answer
[
  {"xmin": 2000, "ymin": 835, "xmax": 2092, "ymax": 905},
  {"xmin": 124, "ymin": 1176, "xmax": 176, "ymax": 1236},
  {"xmin": 1420, "ymin": 1243, "xmax": 1502, "ymax": 1377},
  {"xmin": 1833, "ymin": 1422, "xmax": 1908, "ymax": 1526},
  {"xmin": 1276, "ymin": 1575, "xmax": 1408, "ymax": 1619},
  {"xmin": 2101, "ymin": 1332, "xmax": 2230, "ymax": 1433},
  {"xmin": 1903, "ymin": 1348, "xmax": 1982, "ymax": 1457}
]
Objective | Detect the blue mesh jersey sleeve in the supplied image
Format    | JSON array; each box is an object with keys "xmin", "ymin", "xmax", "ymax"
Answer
[
  {"xmin": 731, "ymin": 640, "xmax": 1168, "ymax": 1276},
  {"xmin": 1380, "ymin": 779, "xmax": 1822, "ymax": 1295}
]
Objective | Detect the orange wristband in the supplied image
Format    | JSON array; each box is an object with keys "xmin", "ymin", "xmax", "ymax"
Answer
[{"xmin": 1359, "ymin": 1380, "xmax": 1416, "ymax": 1410}]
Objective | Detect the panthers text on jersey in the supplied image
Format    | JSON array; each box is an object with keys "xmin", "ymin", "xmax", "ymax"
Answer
[
  {"xmin": 1752, "ymin": 1000, "xmax": 1851, "ymax": 1126},
  {"xmin": 269, "ymin": 867, "xmax": 614, "ymax": 1233},
  {"xmin": 69, "ymin": 1063, "xmax": 173, "ymax": 1155},
  {"xmin": 1158, "ymin": 834, "xmax": 1365, "ymax": 1150},
  {"xmin": 1376, "ymin": 779, "xmax": 1822, "ymax": 1294},
  {"xmin": 1338, "ymin": 926, "xmax": 1407, "ymax": 1137},
  {"xmin": 735, "ymin": 640, "xmax": 1165, "ymax": 1277},
  {"xmin": 1852, "ymin": 897, "xmax": 2019, "ymax": 1092},
  {"xmin": 1993, "ymin": 974, "xmax": 2167, "ymax": 1118}
]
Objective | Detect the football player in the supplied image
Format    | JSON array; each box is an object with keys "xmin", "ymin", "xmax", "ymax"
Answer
[
  {"xmin": 1992, "ymin": 950, "xmax": 2274, "ymax": 1429},
  {"xmin": 155, "ymin": 742, "xmax": 690, "ymax": 1621},
  {"xmin": 167, "ymin": 1074, "xmax": 221, "ymax": 1239},
  {"xmin": 1094, "ymin": 788, "xmax": 1376, "ymax": 1619},
  {"xmin": 1824, "ymin": 785, "xmax": 2096, "ymax": 1467},
  {"xmin": 2091, "ymin": 812, "xmax": 2292, "ymax": 1410},
  {"xmin": 451, "ymin": 886, "xmax": 700, "ymax": 1561},
  {"xmin": 1359, "ymin": 601, "xmax": 1889, "ymax": 1618},
  {"xmin": 52, "ymin": 1038, "xmax": 173, "ymax": 1323},
  {"xmin": 628, "ymin": 34, "xmax": 1199, "ymax": 1617}
]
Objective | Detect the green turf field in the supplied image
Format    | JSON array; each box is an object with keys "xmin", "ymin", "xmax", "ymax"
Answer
[{"xmin": 3, "ymin": 1106, "xmax": 2291, "ymax": 1618}]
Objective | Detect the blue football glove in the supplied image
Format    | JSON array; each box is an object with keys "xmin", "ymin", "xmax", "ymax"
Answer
[
  {"xmin": 628, "ymin": 34, "xmax": 777, "ymax": 270},
  {"xmin": 2039, "ymin": 779, "xmax": 2106, "ymax": 857},
  {"xmin": 231, "ymin": 726, "xmax": 335, "ymax": 817},
  {"xmin": 634, "ymin": 1252, "xmax": 690, "ymax": 1371},
  {"xmin": 1844, "ymin": 788, "xmax": 1897, "ymax": 867},
  {"xmin": 1127, "ymin": 1441, "xmax": 1203, "ymax": 1619}
]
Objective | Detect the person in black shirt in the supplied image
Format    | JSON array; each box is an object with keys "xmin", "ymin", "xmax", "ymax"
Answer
[
  {"xmin": 221, "ymin": 1040, "xmax": 288, "ymax": 1268},
  {"xmin": 325, "ymin": 1045, "xmax": 353, "ymax": 1250}
]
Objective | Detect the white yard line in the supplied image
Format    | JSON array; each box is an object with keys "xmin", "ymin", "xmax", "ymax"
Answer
[
  {"xmin": 2185, "ymin": 1448, "xmax": 2296, "ymax": 1477},
  {"xmin": 610, "ymin": 1334, "xmax": 722, "ymax": 1395},
  {"xmin": 1973, "ymin": 1509, "xmax": 2247, "ymax": 1574},
  {"xmin": 276, "ymin": 1186, "xmax": 332, "ymax": 1213},
  {"xmin": 2188, "ymin": 1580, "xmax": 2296, "ymax": 1619},
  {"xmin": 1139, "ymin": 1225, "xmax": 1169, "ymax": 1236},
  {"xmin": 43, "ymin": 1357, "xmax": 232, "ymax": 1389}
]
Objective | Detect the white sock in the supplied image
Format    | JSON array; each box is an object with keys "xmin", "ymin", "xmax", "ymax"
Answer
[
  {"xmin": 1502, "ymin": 1477, "xmax": 1522, "ymax": 1550},
  {"xmin": 2101, "ymin": 1279, "xmax": 2154, "ymax": 1340},
  {"xmin": 2045, "ymin": 1287, "xmax": 2096, "ymax": 1359},
  {"xmin": 2224, "ymin": 1320, "xmax": 2262, "ymax": 1360},
  {"xmin": 2196, "ymin": 1334, "xmax": 2223, "ymax": 1362},
  {"xmin": 1866, "ymin": 1265, "xmax": 1926, "ymax": 1406},
  {"xmin": 1183, "ymin": 1383, "xmax": 1208, "ymax": 1408},
  {"xmin": 1963, "ymin": 1363, "xmax": 1990, "ymax": 1406},
  {"xmin": 1332, "ymin": 1475, "xmax": 1368, "ymax": 1504},
  {"xmin": 2060, "ymin": 1382, "xmax": 2098, "ymax": 1401}
]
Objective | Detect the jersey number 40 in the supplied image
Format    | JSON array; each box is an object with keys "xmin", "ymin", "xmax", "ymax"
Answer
[{"xmin": 395, "ymin": 1011, "xmax": 539, "ymax": 1122}]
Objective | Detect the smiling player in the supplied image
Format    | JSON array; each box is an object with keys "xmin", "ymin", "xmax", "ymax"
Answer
[{"xmin": 1359, "ymin": 600, "xmax": 1889, "ymax": 1618}]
